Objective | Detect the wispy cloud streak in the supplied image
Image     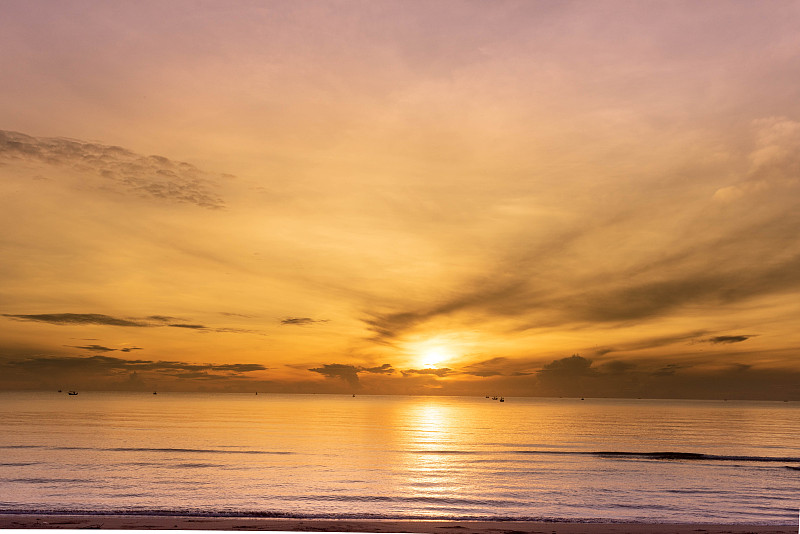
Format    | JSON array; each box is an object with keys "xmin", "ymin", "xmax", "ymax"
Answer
[{"xmin": 0, "ymin": 130, "xmax": 226, "ymax": 209}]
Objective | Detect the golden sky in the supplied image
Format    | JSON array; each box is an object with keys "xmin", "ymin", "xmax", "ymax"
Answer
[{"xmin": 1, "ymin": 1, "xmax": 799, "ymax": 399}]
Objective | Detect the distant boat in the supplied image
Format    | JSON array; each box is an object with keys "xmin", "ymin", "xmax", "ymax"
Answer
[
  {"xmin": 485, "ymin": 395, "xmax": 489, "ymax": 399},
  {"xmin": 499, "ymin": 397, "xmax": 505, "ymax": 402},
  {"xmin": 491, "ymin": 396, "xmax": 498, "ymax": 400},
  {"xmin": 153, "ymin": 391, "xmax": 157, "ymax": 395},
  {"xmin": 58, "ymin": 389, "xmax": 62, "ymax": 393},
  {"xmin": 68, "ymin": 391, "xmax": 78, "ymax": 396}
]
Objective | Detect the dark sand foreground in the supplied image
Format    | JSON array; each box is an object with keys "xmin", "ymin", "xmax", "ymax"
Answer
[{"xmin": 0, "ymin": 515, "xmax": 795, "ymax": 534}]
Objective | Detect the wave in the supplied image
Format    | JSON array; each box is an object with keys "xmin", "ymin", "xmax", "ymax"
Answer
[
  {"xmin": 410, "ymin": 450, "xmax": 475, "ymax": 455},
  {"xmin": 0, "ymin": 445, "xmax": 291, "ymax": 455},
  {"xmin": 502, "ymin": 449, "xmax": 794, "ymax": 462},
  {"xmin": 5, "ymin": 443, "xmax": 796, "ymax": 463},
  {"xmin": 4, "ymin": 443, "xmax": 797, "ymax": 464},
  {"xmin": 6, "ymin": 478, "xmax": 93, "ymax": 484},
  {"xmin": 0, "ymin": 508, "xmax": 793, "ymax": 525},
  {"xmin": 591, "ymin": 451, "xmax": 800, "ymax": 463},
  {"xmin": 408, "ymin": 449, "xmax": 800, "ymax": 464},
  {"xmin": 0, "ymin": 508, "xmax": 706, "ymax": 523},
  {"xmin": 282, "ymin": 495, "xmax": 519, "ymax": 506},
  {"xmin": 401, "ymin": 449, "xmax": 800, "ymax": 468},
  {"xmin": 102, "ymin": 447, "xmax": 291, "ymax": 455}
]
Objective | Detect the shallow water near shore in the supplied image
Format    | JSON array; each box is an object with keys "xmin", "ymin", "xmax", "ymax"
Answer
[{"xmin": 0, "ymin": 392, "xmax": 797, "ymax": 524}]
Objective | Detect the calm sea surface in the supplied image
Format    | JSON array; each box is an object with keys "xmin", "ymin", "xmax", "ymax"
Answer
[{"xmin": 0, "ymin": 392, "xmax": 797, "ymax": 524}]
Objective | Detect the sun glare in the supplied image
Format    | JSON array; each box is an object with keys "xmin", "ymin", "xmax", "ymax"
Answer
[
  {"xmin": 421, "ymin": 347, "xmax": 450, "ymax": 369},
  {"xmin": 406, "ymin": 335, "xmax": 467, "ymax": 370}
]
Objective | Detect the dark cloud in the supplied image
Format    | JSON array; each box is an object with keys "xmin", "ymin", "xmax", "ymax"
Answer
[
  {"xmin": 600, "ymin": 360, "xmax": 638, "ymax": 375},
  {"xmin": 536, "ymin": 354, "xmax": 677, "ymax": 382},
  {"xmin": 213, "ymin": 327, "xmax": 264, "ymax": 335},
  {"xmin": 559, "ymin": 194, "xmax": 800, "ymax": 325},
  {"xmin": 0, "ymin": 130, "xmax": 226, "ymax": 209},
  {"xmin": 308, "ymin": 364, "xmax": 361, "ymax": 386},
  {"xmin": 467, "ymin": 370, "xmax": 503, "ymax": 377},
  {"xmin": 459, "ymin": 355, "xmax": 633, "ymax": 381},
  {"xmin": 211, "ymin": 363, "xmax": 269, "ymax": 373},
  {"xmin": 280, "ymin": 317, "xmax": 328, "ymax": 326},
  {"xmin": 359, "ymin": 226, "xmax": 631, "ymax": 344},
  {"xmin": 308, "ymin": 362, "xmax": 394, "ymax": 387},
  {"xmin": 595, "ymin": 330, "xmax": 709, "ymax": 356},
  {"xmin": 3, "ymin": 355, "xmax": 147, "ymax": 372},
  {"xmin": 1, "ymin": 355, "xmax": 267, "ymax": 378},
  {"xmin": 531, "ymin": 354, "xmax": 688, "ymax": 398},
  {"xmin": 538, "ymin": 354, "xmax": 596, "ymax": 377},
  {"xmin": 168, "ymin": 371, "xmax": 231, "ymax": 380},
  {"xmin": 402, "ymin": 367, "xmax": 452, "ymax": 377},
  {"xmin": 357, "ymin": 176, "xmax": 800, "ymax": 341},
  {"xmin": 65, "ymin": 344, "xmax": 116, "ymax": 352},
  {"xmin": 360, "ymin": 363, "xmax": 394, "ymax": 374},
  {"xmin": 147, "ymin": 315, "xmax": 178, "ymax": 323},
  {"xmin": 530, "ymin": 351, "xmax": 797, "ymax": 400},
  {"xmin": 4, "ymin": 313, "xmax": 258, "ymax": 335},
  {"xmin": 571, "ymin": 276, "xmax": 727, "ymax": 323},
  {"xmin": 703, "ymin": 335, "xmax": 751, "ymax": 344},
  {"xmin": 363, "ymin": 312, "xmax": 422, "ymax": 343},
  {"xmin": 461, "ymin": 357, "xmax": 516, "ymax": 377},
  {"xmin": 3, "ymin": 313, "xmax": 149, "ymax": 327},
  {"xmin": 123, "ymin": 371, "xmax": 146, "ymax": 390},
  {"xmin": 120, "ymin": 347, "xmax": 143, "ymax": 352},
  {"xmin": 363, "ymin": 280, "xmax": 527, "ymax": 343},
  {"xmin": 398, "ymin": 355, "xmax": 800, "ymax": 399},
  {"xmin": 549, "ymin": 251, "xmax": 800, "ymax": 325},
  {"xmin": 652, "ymin": 363, "xmax": 689, "ymax": 377},
  {"xmin": 363, "ymin": 250, "xmax": 800, "ymax": 339}
]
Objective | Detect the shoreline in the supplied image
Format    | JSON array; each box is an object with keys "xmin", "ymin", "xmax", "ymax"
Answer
[{"xmin": 0, "ymin": 514, "xmax": 795, "ymax": 533}]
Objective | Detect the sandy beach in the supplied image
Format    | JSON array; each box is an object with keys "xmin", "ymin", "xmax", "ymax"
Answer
[{"xmin": 0, "ymin": 514, "xmax": 794, "ymax": 534}]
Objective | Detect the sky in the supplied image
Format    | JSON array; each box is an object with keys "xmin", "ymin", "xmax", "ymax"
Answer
[{"xmin": 1, "ymin": 1, "xmax": 799, "ymax": 399}]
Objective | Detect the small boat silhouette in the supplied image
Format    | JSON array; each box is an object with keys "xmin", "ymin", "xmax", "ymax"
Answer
[
  {"xmin": 68, "ymin": 391, "xmax": 78, "ymax": 396},
  {"xmin": 499, "ymin": 397, "xmax": 505, "ymax": 402}
]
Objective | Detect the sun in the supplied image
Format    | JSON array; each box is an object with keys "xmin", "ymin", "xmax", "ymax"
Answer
[
  {"xmin": 420, "ymin": 346, "xmax": 450, "ymax": 369},
  {"xmin": 406, "ymin": 335, "xmax": 463, "ymax": 369}
]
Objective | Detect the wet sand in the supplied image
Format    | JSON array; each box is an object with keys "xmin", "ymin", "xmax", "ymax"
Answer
[{"xmin": 0, "ymin": 514, "xmax": 794, "ymax": 533}]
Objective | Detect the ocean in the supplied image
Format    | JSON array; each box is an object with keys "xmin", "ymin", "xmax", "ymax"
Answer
[{"xmin": 0, "ymin": 392, "xmax": 797, "ymax": 524}]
